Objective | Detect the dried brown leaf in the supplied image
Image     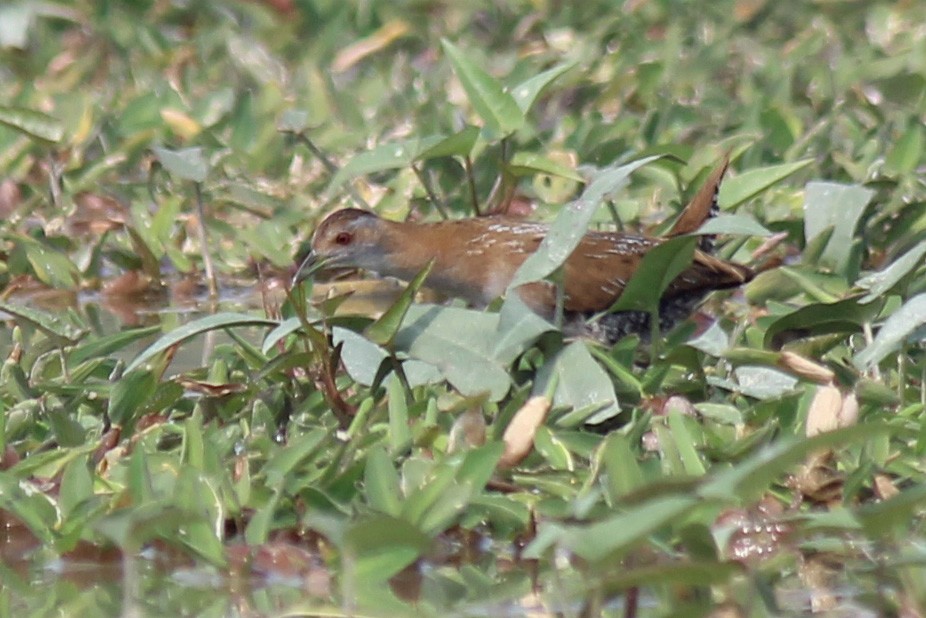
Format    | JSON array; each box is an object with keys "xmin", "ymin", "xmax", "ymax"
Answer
[
  {"xmin": 779, "ymin": 351, "xmax": 835, "ymax": 385},
  {"xmin": 498, "ymin": 396, "xmax": 551, "ymax": 469}
]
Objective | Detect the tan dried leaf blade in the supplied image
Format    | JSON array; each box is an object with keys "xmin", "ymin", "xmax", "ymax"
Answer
[{"xmin": 498, "ymin": 396, "xmax": 551, "ymax": 469}]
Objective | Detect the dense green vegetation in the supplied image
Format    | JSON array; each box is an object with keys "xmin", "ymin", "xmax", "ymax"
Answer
[{"xmin": 1, "ymin": 0, "xmax": 924, "ymax": 615}]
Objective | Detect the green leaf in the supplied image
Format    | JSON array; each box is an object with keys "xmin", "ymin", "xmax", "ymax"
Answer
[
  {"xmin": 564, "ymin": 496, "xmax": 698, "ymax": 562},
  {"xmin": 0, "ymin": 3, "xmax": 34, "ymax": 49},
  {"xmin": 507, "ymin": 151, "xmax": 584, "ymax": 182},
  {"xmin": 127, "ymin": 313, "xmax": 278, "ymax": 371},
  {"xmin": 535, "ymin": 341, "xmax": 620, "ymax": 425},
  {"xmin": 857, "ymin": 485, "xmax": 926, "ymax": 536},
  {"xmin": 328, "ymin": 135, "xmax": 444, "ymax": 192},
  {"xmin": 600, "ymin": 432, "xmax": 645, "ymax": 501},
  {"xmin": 364, "ymin": 446, "xmax": 403, "ymax": 517},
  {"xmin": 763, "ymin": 296, "xmax": 883, "ymax": 349},
  {"xmin": 668, "ymin": 411, "xmax": 706, "ymax": 475},
  {"xmin": 533, "ymin": 427, "xmax": 573, "ymax": 470},
  {"xmin": 441, "ymin": 39, "xmax": 524, "ymax": 135},
  {"xmin": 108, "ymin": 369, "xmax": 158, "ymax": 427},
  {"xmin": 854, "ymin": 294, "xmax": 926, "ymax": 369},
  {"xmin": 11, "ymin": 235, "xmax": 79, "ymax": 289},
  {"xmin": 393, "ymin": 304, "xmax": 514, "ymax": 400},
  {"xmin": 456, "ymin": 443, "xmax": 504, "ymax": 489},
  {"xmin": 261, "ymin": 428, "xmax": 327, "ymax": 488},
  {"xmin": 262, "ymin": 316, "xmax": 313, "ymax": 355},
  {"xmin": 857, "ymin": 240, "xmax": 926, "ymax": 303},
  {"xmin": 886, "ymin": 123, "xmax": 924, "ymax": 175},
  {"xmin": 0, "ymin": 301, "xmax": 85, "ymax": 345},
  {"xmin": 0, "ymin": 105, "xmax": 63, "ymax": 143},
  {"xmin": 365, "ymin": 259, "xmax": 434, "ymax": 347},
  {"xmin": 717, "ymin": 159, "xmax": 812, "ymax": 209},
  {"xmin": 604, "ymin": 561, "xmax": 743, "ymax": 592},
  {"xmin": 152, "ymin": 146, "xmax": 208, "ymax": 183},
  {"xmin": 332, "ymin": 326, "xmax": 440, "ymax": 388},
  {"xmin": 509, "ymin": 155, "xmax": 661, "ymax": 289},
  {"xmin": 69, "ymin": 325, "xmax": 160, "ymax": 365},
  {"xmin": 609, "ymin": 236, "xmax": 699, "ymax": 313},
  {"xmin": 278, "ymin": 108, "xmax": 310, "ymax": 133},
  {"xmin": 415, "ymin": 126, "xmax": 480, "ymax": 160},
  {"xmin": 695, "ymin": 213, "xmax": 773, "ymax": 237},
  {"xmin": 803, "ymin": 181, "xmax": 874, "ymax": 274},
  {"xmin": 700, "ymin": 424, "xmax": 892, "ymax": 502},
  {"xmin": 386, "ymin": 376, "xmax": 411, "ymax": 454},
  {"xmin": 343, "ymin": 515, "xmax": 431, "ymax": 581},
  {"xmin": 733, "ymin": 366, "xmax": 798, "ymax": 399},
  {"xmin": 510, "ymin": 62, "xmax": 576, "ymax": 113},
  {"xmin": 494, "ymin": 293, "xmax": 554, "ymax": 363}
]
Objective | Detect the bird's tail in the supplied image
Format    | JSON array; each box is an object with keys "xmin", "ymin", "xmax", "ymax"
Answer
[{"xmin": 667, "ymin": 156, "xmax": 729, "ymax": 254}]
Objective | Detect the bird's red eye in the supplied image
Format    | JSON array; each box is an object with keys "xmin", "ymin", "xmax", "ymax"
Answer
[{"xmin": 334, "ymin": 232, "xmax": 352, "ymax": 245}]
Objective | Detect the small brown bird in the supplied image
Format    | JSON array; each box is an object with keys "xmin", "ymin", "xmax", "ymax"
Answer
[{"xmin": 302, "ymin": 162, "xmax": 753, "ymax": 343}]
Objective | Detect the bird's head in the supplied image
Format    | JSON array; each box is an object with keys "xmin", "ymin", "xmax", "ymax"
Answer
[{"xmin": 293, "ymin": 209, "xmax": 388, "ymax": 284}]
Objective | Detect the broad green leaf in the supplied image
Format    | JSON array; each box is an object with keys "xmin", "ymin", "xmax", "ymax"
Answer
[
  {"xmin": 343, "ymin": 515, "xmax": 431, "ymax": 581},
  {"xmin": 328, "ymin": 135, "xmax": 443, "ymax": 191},
  {"xmin": 668, "ymin": 411, "xmax": 706, "ymax": 475},
  {"xmin": 509, "ymin": 155, "xmax": 661, "ymax": 289},
  {"xmin": 128, "ymin": 313, "xmax": 278, "ymax": 371},
  {"xmin": 717, "ymin": 159, "xmax": 812, "ymax": 209},
  {"xmin": 441, "ymin": 39, "xmax": 524, "ymax": 135},
  {"xmin": 687, "ymin": 321, "xmax": 730, "ymax": 356},
  {"xmin": 603, "ymin": 561, "xmax": 743, "ymax": 592},
  {"xmin": 886, "ymin": 123, "xmax": 924, "ymax": 175},
  {"xmin": 0, "ymin": 105, "xmax": 63, "ymax": 143},
  {"xmin": 700, "ymin": 424, "xmax": 892, "ymax": 502},
  {"xmin": 600, "ymin": 432, "xmax": 645, "ymax": 501},
  {"xmin": 695, "ymin": 213, "xmax": 773, "ymax": 237},
  {"xmin": 507, "ymin": 152, "xmax": 584, "ymax": 182},
  {"xmin": 261, "ymin": 428, "xmax": 327, "ymax": 488},
  {"xmin": 69, "ymin": 325, "xmax": 160, "ymax": 365},
  {"xmin": 152, "ymin": 146, "xmax": 208, "ymax": 182},
  {"xmin": 332, "ymin": 326, "xmax": 441, "ymax": 388},
  {"xmin": 609, "ymin": 236, "xmax": 698, "ymax": 314},
  {"xmin": 511, "ymin": 62, "xmax": 576, "ymax": 113},
  {"xmin": 11, "ymin": 235, "xmax": 79, "ymax": 289},
  {"xmin": 173, "ymin": 468, "xmax": 226, "ymax": 566},
  {"xmin": 386, "ymin": 375, "xmax": 411, "ymax": 454},
  {"xmin": 278, "ymin": 108, "xmax": 310, "ymax": 133},
  {"xmin": 778, "ymin": 266, "xmax": 843, "ymax": 303},
  {"xmin": 763, "ymin": 296, "xmax": 883, "ymax": 348},
  {"xmin": 0, "ymin": 472, "xmax": 57, "ymax": 545},
  {"xmin": 0, "ymin": 301, "xmax": 86, "ymax": 345},
  {"xmin": 854, "ymin": 294, "xmax": 926, "ymax": 369},
  {"xmin": 803, "ymin": 181, "xmax": 874, "ymax": 274},
  {"xmin": 244, "ymin": 489, "xmax": 280, "ymax": 545},
  {"xmin": 564, "ymin": 495, "xmax": 698, "ymax": 562},
  {"xmin": 733, "ymin": 366, "xmax": 798, "ymax": 399},
  {"xmin": 456, "ymin": 443, "xmax": 504, "ymax": 489},
  {"xmin": 0, "ymin": 3, "xmax": 34, "ymax": 49},
  {"xmin": 535, "ymin": 341, "xmax": 620, "ymax": 425},
  {"xmin": 108, "ymin": 369, "xmax": 158, "ymax": 427},
  {"xmin": 533, "ymin": 427, "xmax": 573, "ymax": 470},
  {"xmin": 857, "ymin": 485, "xmax": 926, "ymax": 536},
  {"xmin": 58, "ymin": 455, "xmax": 94, "ymax": 518},
  {"xmin": 365, "ymin": 260, "xmax": 434, "ymax": 346},
  {"xmin": 364, "ymin": 446, "xmax": 403, "ymax": 517},
  {"xmin": 400, "ymin": 464, "xmax": 458, "ymax": 529},
  {"xmin": 857, "ymin": 240, "xmax": 926, "ymax": 303},
  {"xmin": 494, "ymin": 293, "xmax": 554, "ymax": 363},
  {"xmin": 393, "ymin": 304, "xmax": 512, "ymax": 400},
  {"xmin": 415, "ymin": 126, "xmax": 480, "ymax": 160},
  {"xmin": 262, "ymin": 316, "xmax": 314, "ymax": 355}
]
